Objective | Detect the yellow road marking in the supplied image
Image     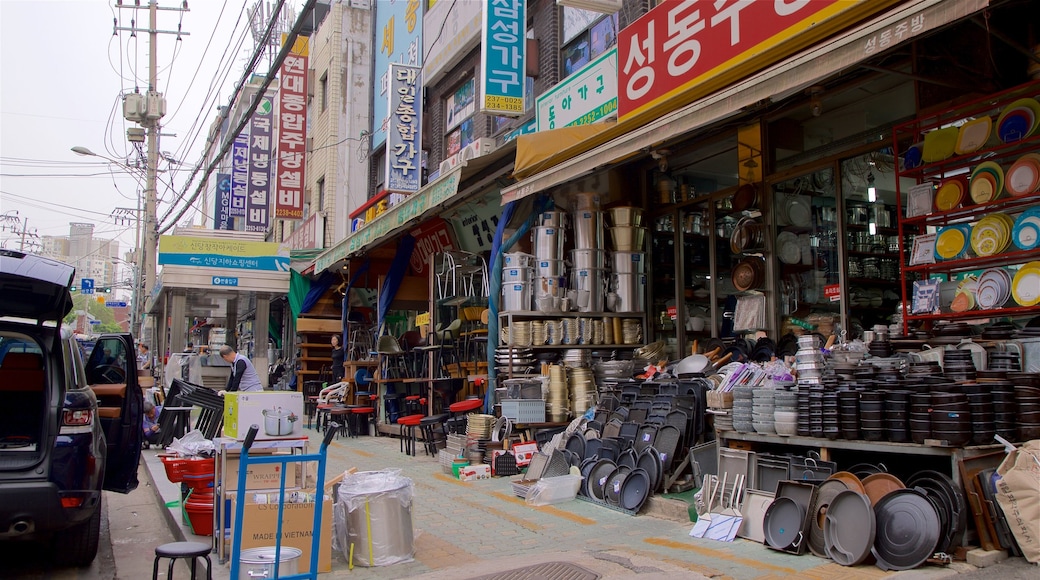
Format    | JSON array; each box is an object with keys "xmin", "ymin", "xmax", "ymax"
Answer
[
  {"xmin": 644, "ymin": 537, "xmax": 799, "ymax": 575},
  {"xmin": 488, "ymin": 491, "xmax": 598, "ymax": 525}
]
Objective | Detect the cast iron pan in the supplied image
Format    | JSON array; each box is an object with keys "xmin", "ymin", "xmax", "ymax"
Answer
[
  {"xmin": 764, "ymin": 496, "xmax": 806, "ymax": 551},
  {"xmin": 637, "ymin": 446, "xmax": 663, "ymax": 492},
  {"xmin": 620, "ymin": 468, "xmax": 652, "ymax": 512},
  {"xmin": 604, "ymin": 465, "xmax": 632, "ymax": 506},
  {"xmin": 617, "ymin": 448, "xmax": 638, "ymax": 470},
  {"xmin": 871, "ymin": 488, "xmax": 941, "ymax": 571},
  {"xmin": 588, "ymin": 459, "xmax": 617, "ymax": 502},
  {"xmin": 565, "ymin": 432, "xmax": 586, "ymax": 460}
]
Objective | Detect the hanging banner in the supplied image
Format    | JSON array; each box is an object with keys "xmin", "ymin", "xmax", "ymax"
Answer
[
  {"xmin": 230, "ymin": 134, "xmax": 249, "ymax": 217},
  {"xmin": 215, "ymin": 172, "xmax": 233, "ymax": 230},
  {"xmin": 373, "ymin": 0, "xmax": 423, "ymax": 149},
  {"xmin": 409, "ymin": 217, "xmax": 456, "ymax": 275},
  {"xmin": 246, "ymin": 90, "xmax": 274, "ymax": 232},
  {"xmin": 617, "ymin": 0, "xmax": 891, "ymax": 122},
  {"xmin": 480, "ymin": 0, "xmax": 525, "ymax": 116},
  {"xmin": 385, "ymin": 63, "xmax": 422, "ymax": 194},
  {"xmin": 275, "ymin": 35, "xmax": 308, "ymax": 220}
]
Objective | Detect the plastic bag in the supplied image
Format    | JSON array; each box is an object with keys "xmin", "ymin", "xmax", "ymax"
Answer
[
  {"xmin": 336, "ymin": 470, "xmax": 414, "ymax": 567},
  {"xmin": 167, "ymin": 429, "xmax": 214, "ymax": 457}
]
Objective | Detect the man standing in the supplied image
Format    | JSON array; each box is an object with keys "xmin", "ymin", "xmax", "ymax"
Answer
[
  {"xmin": 219, "ymin": 345, "xmax": 264, "ymax": 393},
  {"xmin": 136, "ymin": 343, "xmax": 153, "ymax": 370}
]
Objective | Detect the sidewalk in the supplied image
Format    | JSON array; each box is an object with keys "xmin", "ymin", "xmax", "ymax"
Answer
[{"xmin": 143, "ymin": 429, "xmax": 1022, "ymax": 579}]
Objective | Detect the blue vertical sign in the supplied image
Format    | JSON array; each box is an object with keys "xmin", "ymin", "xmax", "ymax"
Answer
[
  {"xmin": 230, "ymin": 135, "xmax": 249, "ymax": 218},
  {"xmin": 215, "ymin": 172, "xmax": 233, "ymax": 230},
  {"xmin": 246, "ymin": 91, "xmax": 273, "ymax": 232},
  {"xmin": 481, "ymin": 0, "xmax": 525, "ymax": 116},
  {"xmin": 372, "ymin": 0, "xmax": 423, "ymax": 149},
  {"xmin": 385, "ymin": 63, "xmax": 422, "ymax": 194}
]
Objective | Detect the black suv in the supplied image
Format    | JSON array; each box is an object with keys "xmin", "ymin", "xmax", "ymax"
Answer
[{"xmin": 0, "ymin": 250, "xmax": 142, "ymax": 566}]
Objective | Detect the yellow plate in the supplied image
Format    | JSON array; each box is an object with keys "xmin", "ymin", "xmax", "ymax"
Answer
[
  {"xmin": 922, "ymin": 126, "xmax": 959, "ymax": 163},
  {"xmin": 935, "ymin": 177, "xmax": 967, "ymax": 211},
  {"xmin": 955, "ymin": 117, "xmax": 992, "ymax": 155},
  {"xmin": 1012, "ymin": 261, "xmax": 1040, "ymax": 306},
  {"xmin": 936, "ymin": 227, "xmax": 968, "ymax": 260},
  {"xmin": 970, "ymin": 161, "xmax": 1005, "ymax": 203}
]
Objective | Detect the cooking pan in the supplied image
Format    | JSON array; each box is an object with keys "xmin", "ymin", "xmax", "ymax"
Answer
[{"xmin": 764, "ymin": 496, "xmax": 805, "ymax": 551}]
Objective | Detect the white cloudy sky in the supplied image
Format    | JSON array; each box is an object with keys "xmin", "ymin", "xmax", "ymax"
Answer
[{"xmin": 0, "ymin": 0, "xmax": 286, "ymax": 256}]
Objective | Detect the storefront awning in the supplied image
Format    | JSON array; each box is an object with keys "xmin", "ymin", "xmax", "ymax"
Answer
[
  {"xmin": 314, "ymin": 140, "xmax": 515, "ymax": 273},
  {"xmin": 514, "ymin": 121, "xmax": 616, "ymax": 178},
  {"xmin": 501, "ymin": 0, "xmax": 989, "ymax": 205}
]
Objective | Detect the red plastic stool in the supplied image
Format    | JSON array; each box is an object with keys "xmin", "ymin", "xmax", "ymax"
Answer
[
  {"xmin": 448, "ymin": 398, "xmax": 483, "ymax": 433},
  {"xmin": 396, "ymin": 414, "xmax": 424, "ymax": 456},
  {"xmin": 404, "ymin": 394, "xmax": 423, "ymax": 415},
  {"xmin": 349, "ymin": 407, "xmax": 375, "ymax": 437}
]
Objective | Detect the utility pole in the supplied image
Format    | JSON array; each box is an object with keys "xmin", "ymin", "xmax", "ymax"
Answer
[{"xmin": 0, "ymin": 211, "xmax": 40, "ymax": 252}]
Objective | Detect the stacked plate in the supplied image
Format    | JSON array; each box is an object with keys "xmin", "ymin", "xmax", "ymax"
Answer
[
  {"xmin": 943, "ymin": 349, "xmax": 977, "ymax": 382},
  {"xmin": 970, "ymin": 213, "xmax": 1014, "ymax": 257},
  {"xmin": 1005, "ymin": 153, "xmax": 1040, "ymax": 196},
  {"xmin": 934, "ymin": 224, "xmax": 973, "ymax": 261},
  {"xmin": 969, "ymin": 161, "xmax": 1005, "ymax": 204},
  {"xmin": 774, "ymin": 390, "xmax": 799, "ymax": 436},
  {"xmin": 975, "ymin": 267, "xmax": 1012, "ymax": 310},
  {"xmin": 1013, "ymin": 261, "xmax": 1040, "ymax": 306},
  {"xmin": 838, "ymin": 390, "xmax": 860, "ymax": 440},
  {"xmin": 934, "ymin": 176, "xmax": 968, "ymax": 212},
  {"xmin": 797, "ymin": 389, "xmax": 811, "ymax": 436},
  {"xmin": 1013, "ymin": 207, "xmax": 1040, "ymax": 250},
  {"xmin": 569, "ymin": 367, "xmax": 596, "ymax": 414},
  {"xmin": 954, "ymin": 116, "xmax": 992, "ymax": 155},
  {"xmin": 777, "ymin": 231, "xmax": 801, "ymax": 264},
  {"xmin": 466, "ymin": 414, "xmax": 496, "ymax": 440},
  {"xmin": 993, "ymin": 382, "xmax": 1018, "ymax": 440},
  {"xmin": 996, "ymin": 97, "xmax": 1040, "ymax": 143},
  {"xmin": 495, "ymin": 347, "xmax": 536, "ymax": 375},
  {"xmin": 547, "ymin": 365, "xmax": 570, "ymax": 422},
  {"xmin": 909, "ymin": 393, "xmax": 931, "ymax": 443},
  {"xmin": 732, "ymin": 386, "xmax": 754, "ymax": 433}
]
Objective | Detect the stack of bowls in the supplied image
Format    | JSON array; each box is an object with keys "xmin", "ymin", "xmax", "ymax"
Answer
[
  {"xmin": 884, "ymin": 390, "xmax": 910, "ymax": 443},
  {"xmin": 909, "ymin": 393, "xmax": 932, "ymax": 443},
  {"xmin": 752, "ymin": 388, "xmax": 777, "ymax": 434},
  {"xmin": 797, "ymin": 389, "xmax": 811, "ymax": 436},
  {"xmin": 992, "ymin": 381, "xmax": 1018, "ymax": 440},
  {"xmin": 868, "ymin": 330, "xmax": 893, "ymax": 358},
  {"xmin": 547, "ymin": 365, "xmax": 570, "ymax": 422},
  {"xmin": 809, "ymin": 386, "xmax": 825, "ymax": 438},
  {"xmin": 989, "ymin": 352, "xmax": 1021, "ymax": 371},
  {"xmin": 966, "ymin": 389, "xmax": 995, "ymax": 444},
  {"xmin": 943, "ymin": 349, "xmax": 977, "ymax": 382},
  {"xmin": 1012, "ymin": 373, "xmax": 1040, "ymax": 440},
  {"xmin": 774, "ymin": 389, "xmax": 799, "ymax": 436},
  {"xmin": 796, "ymin": 335, "xmax": 824, "ymax": 385},
  {"xmin": 822, "ymin": 391, "xmax": 840, "ymax": 440},
  {"xmin": 732, "ymin": 387, "xmax": 755, "ymax": 433},
  {"xmin": 859, "ymin": 390, "xmax": 885, "ymax": 441},
  {"xmin": 838, "ymin": 390, "xmax": 860, "ymax": 440},
  {"xmin": 930, "ymin": 392, "xmax": 971, "ymax": 446}
]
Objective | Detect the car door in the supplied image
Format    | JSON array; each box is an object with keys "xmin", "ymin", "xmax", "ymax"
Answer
[{"xmin": 85, "ymin": 333, "xmax": 142, "ymax": 493}]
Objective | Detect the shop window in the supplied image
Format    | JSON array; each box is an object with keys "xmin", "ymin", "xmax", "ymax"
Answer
[
  {"xmin": 491, "ymin": 78, "xmax": 535, "ymax": 136},
  {"xmin": 319, "ymin": 71, "xmax": 328, "ymax": 113},
  {"xmin": 446, "ymin": 118, "xmax": 475, "ymax": 158},
  {"xmin": 561, "ymin": 11, "xmax": 617, "ymax": 77}
]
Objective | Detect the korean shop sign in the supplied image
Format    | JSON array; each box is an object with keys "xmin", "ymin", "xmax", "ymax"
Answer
[
  {"xmin": 385, "ymin": 64, "xmax": 422, "ymax": 194},
  {"xmin": 215, "ymin": 173, "xmax": 233, "ymax": 230},
  {"xmin": 537, "ymin": 47, "xmax": 617, "ymax": 131},
  {"xmin": 230, "ymin": 133, "xmax": 248, "ymax": 217},
  {"xmin": 480, "ymin": 0, "xmax": 525, "ymax": 115},
  {"xmin": 246, "ymin": 90, "xmax": 273, "ymax": 232},
  {"xmin": 617, "ymin": 0, "xmax": 890, "ymax": 123},
  {"xmin": 275, "ymin": 35, "xmax": 308, "ymax": 219},
  {"xmin": 373, "ymin": 0, "xmax": 423, "ymax": 148}
]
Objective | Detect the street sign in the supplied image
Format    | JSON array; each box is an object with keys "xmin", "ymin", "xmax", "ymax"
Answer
[
  {"xmin": 105, "ymin": 301, "xmax": 128, "ymax": 308},
  {"xmin": 81, "ymin": 278, "xmax": 95, "ymax": 294},
  {"xmin": 212, "ymin": 276, "xmax": 238, "ymax": 287},
  {"xmin": 89, "ymin": 320, "xmax": 101, "ymax": 325}
]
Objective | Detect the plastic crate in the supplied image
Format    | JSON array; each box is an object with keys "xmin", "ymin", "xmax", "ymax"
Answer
[{"xmin": 501, "ymin": 399, "xmax": 546, "ymax": 423}]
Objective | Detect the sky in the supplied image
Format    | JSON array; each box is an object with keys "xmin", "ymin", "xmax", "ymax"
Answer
[{"xmin": 0, "ymin": 0, "xmax": 288, "ymax": 259}]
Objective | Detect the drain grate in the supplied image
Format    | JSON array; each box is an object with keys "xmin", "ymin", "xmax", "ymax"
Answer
[{"xmin": 468, "ymin": 561, "xmax": 600, "ymax": 580}]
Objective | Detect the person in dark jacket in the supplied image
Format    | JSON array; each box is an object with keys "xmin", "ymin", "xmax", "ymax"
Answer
[
  {"xmin": 330, "ymin": 334, "xmax": 346, "ymax": 383},
  {"xmin": 218, "ymin": 345, "xmax": 263, "ymax": 393}
]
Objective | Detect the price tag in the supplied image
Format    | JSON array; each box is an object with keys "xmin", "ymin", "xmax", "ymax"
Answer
[{"xmin": 824, "ymin": 284, "xmax": 841, "ymax": 302}]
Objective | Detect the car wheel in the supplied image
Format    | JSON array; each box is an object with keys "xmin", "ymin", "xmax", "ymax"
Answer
[{"xmin": 56, "ymin": 497, "xmax": 101, "ymax": 567}]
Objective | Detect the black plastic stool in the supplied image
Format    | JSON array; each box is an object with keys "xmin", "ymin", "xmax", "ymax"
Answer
[
  {"xmin": 152, "ymin": 541, "xmax": 212, "ymax": 580},
  {"xmin": 419, "ymin": 413, "xmax": 449, "ymax": 456}
]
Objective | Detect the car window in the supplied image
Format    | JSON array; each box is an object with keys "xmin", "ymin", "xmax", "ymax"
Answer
[
  {"xmin": 87, "ymin": 337, "xmax": 130, "ymax": 384},
  {"xmin": 0, "ymin": 336, "xmax": 44, "ymax": 365}
]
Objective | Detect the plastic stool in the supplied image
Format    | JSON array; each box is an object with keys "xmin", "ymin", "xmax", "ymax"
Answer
[
  {"xmin": 152, "ymin": 541, "xmax": 212, "ymax": 580},
  {"xmin": 419, "ymin": 413, "xmax": 449, "ymax": 456},
  {"xmin": 448, "ymin": 398, "xmax": 483, "ymax": 432},
  {"xmin": 404, "ymin": 394, "xmax": 423, "ymax": 415},
  {"xmin": 396, "ymin": 414, "xmax": 424, "ymax": 456},
  {"xmin": 349, "ymin": 407, "xmax": 375, "ymax": 437},
  {"xmin": 328, "ymin": 407, "xmax": 351, "ymax": 438}
]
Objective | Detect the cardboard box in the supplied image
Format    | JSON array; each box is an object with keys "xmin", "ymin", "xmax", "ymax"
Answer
[
  {"xmin": 230, "ymin": 497, "xmax": 332, "ymax": 572},
  {"xmin": 224, "ymin": 456, "xmax": 301, "ymax": 491},
  {"xmin": 460, "ymin": 464, "xmax": 491, "ymax": 481},
  {"xmin": 223, "ymin": 392, "xmax": 305, "ymax": 440}
]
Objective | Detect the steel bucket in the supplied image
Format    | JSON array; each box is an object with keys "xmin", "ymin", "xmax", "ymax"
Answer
[
  {"xmin": 608, "ymin": 227, "xmax": 646, "ymax": 252},
  {"xmin": 502, "ymin": 267, "xmax": 532, "ymax": 283},
  {"xmin": 533, "ymin": 226, "xmax": 565, "ymax": 260},
  {"xmin": 569, "ymin": 248, "xmax": 605, "ymax": 270},
  {"xmin": 607, "ymin": 206, "xmax": 643, "ymax": 227},
  {"xmin": 502, "ymin": 281, "xmax": 531, "ymax": 312},
  {"xmin": 535, "ymin": 259, "xmax": 566, "ymax": 277},
  {"xmin": 503, "ymin": 252, "xmax": 535, "ymax": 269},
  {"xmin": 539, "ymin": 210, "xmax": 568, "ymax": 227},
  {"xmin": 611, "ymin": 251, "xmax": 645, "ymax": 274},
  {"xmin": 611, "ymin": 273, "xmax": 646, "ymax": 313},
  {"xmin": 572, "ymin": 211, "xmax": 603, "ymax": 249},
  {"xmin": 238, "ymin": 547, "xmax": 302, "ymax": 580}
]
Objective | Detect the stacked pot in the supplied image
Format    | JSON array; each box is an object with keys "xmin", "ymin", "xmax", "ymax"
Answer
[
  {"xmin": 571, "ymin": 197, "xmax": 607, "ymax": 313},
  {"xmin": 502, "ymin": 252, "xmax": 536, "ymax": 311},
  {"xmin": 533, "ymin": 211, "xmax": 568, "ymax": 312},
  {"xmin": 605, "ymin": 206, "xmax": 646, "ymax": 313}
]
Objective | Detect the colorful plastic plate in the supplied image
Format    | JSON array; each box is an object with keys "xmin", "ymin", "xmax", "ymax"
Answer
[
  {"xmin": 1013, "ymin": 207, "xmax": 1040, "ymax": 250},
  {"xmin": 922, "ymin": 127, "xmax": 959, "ymax": 162},
  {"xmin": 903, "ymin": 143, "xmax": 923, "ymax": 169},
  {"xmin": 970, "ymin": 161, "xmax": 1005, "ymax": 204},
  {"xmin": 934, "ymin": 176, "xmax": 968, "ymax": 211},
  {"xmin": 1012, "ymin": 261, "xmax": 1040, "ymax": 307},
  {"xmin": 976, "ymin": 268, "xmax": 1012, "ymax": 310},
  {"xmin": 970, "ymin": 213, "xmax": 1014, "ymax": 257},
  {"xmin": 997, "ymin": 98, "xmax": 1040, "ymax": 142},
  {"xmin": 934, "ymin": 224, "xmax": 972, "ymax": 261},
  {"xmin": 950, "ymin": 290, "xmax": 976, "ymax": 313},
  {"xmin": 1006, "ymin": 154, "xmax": 1040, "ymax": 196},
  {"xmin": 954, "ymin": 117, "xmax": 992, "ymax": 155}
]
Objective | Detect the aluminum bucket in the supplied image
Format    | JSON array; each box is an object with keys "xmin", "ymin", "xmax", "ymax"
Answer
[
  {"xmin": 341, "ymin": 471, "xmax": 415, "ymax": 567},
  {"xmin": 535, "ymin": 259, "xmax": 566, "ymax": 277},
  {"xmin": 533, "ymin": 226, "xmax": 565, "ymax": 260},
  {"xmin": 502, "ymin": 281, "xmax": 531, "ymax": 312},
  {"xmin": 238, "ymin": 547, "xmax": 302, "ymax": 580},
  {"xmin": 611, "ymin": 273, "xmax": 646, "ymax": 313},
  {"xmin": 611, "ymin": 251, "xmax": 645, "ymax": 274},
  {"xmin": 503, "ymin": 252, "xmax": 535, "ymax": 269},
  {"xmin": 570, "ymin": 268, "xmax": 605, "ymax": 313},
  {"xmin": 607, "ymin": 206, "xmax": 644, "ymax": 227},
  {"xmin": 502, "ymin": 267, "xmax": 532, "ymax": 283},
  {"xmin": 539, "ymin": 210, "xmax": 568, "ymax": 227},
  {"xmin": 608, "ymin": 227, "xmax": 646, "ymax": 252},
  {"xmin": 569, "ymin": 248, "xmax": 605, "ymax": 270},
  {"xmin": 572, "ymin": 211, "xmax": 603, "ymax": 249}
]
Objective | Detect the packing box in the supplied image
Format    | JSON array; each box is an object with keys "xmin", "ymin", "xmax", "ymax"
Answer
[
  {"xmin": 459, "ymin": 464, "xmax": 491, "ymax": 481},
  {"xmin": 230, "ymin": 496, "xmax": 332, "ymax": 572},
  {"xmin": 224, "ymin": 455, "xmax": 302, "ymax": 492},
  {"xmin": 223, "ymin": 391, "xmax": 304, "ymax": 441}
]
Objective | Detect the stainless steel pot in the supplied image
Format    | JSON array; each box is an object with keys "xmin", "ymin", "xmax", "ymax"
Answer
[
  {"xmin": 238, "ymin": 546, "xmax": 301, "ymax": 579},
  {"xmin": 847, "ymin": 204, "xmax": 869, "ymax": 226},
  {"xmin": 262, "ymin": 408, "xmax": 297, "ymax": 436}
]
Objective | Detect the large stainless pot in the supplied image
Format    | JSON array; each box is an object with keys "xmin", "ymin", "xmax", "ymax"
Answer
[
  {"xmin": 262, "ymin": 408, "xmax": 297, "ymax": 436},
  {"xmin": 238, "ymin": 547, "xmax": 301, "ymax": 579}
]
